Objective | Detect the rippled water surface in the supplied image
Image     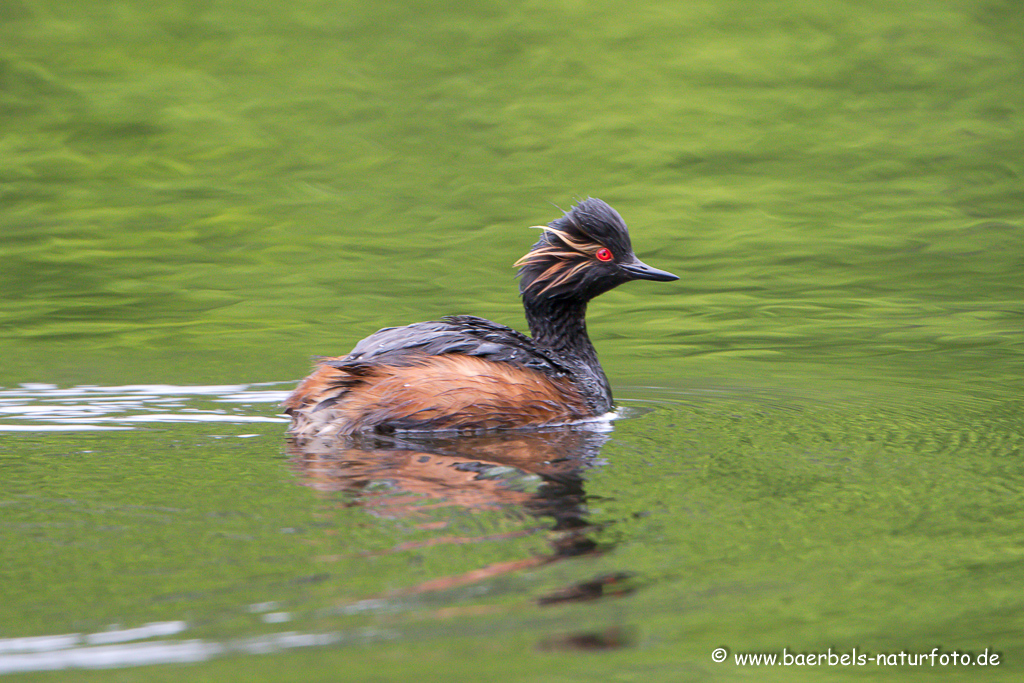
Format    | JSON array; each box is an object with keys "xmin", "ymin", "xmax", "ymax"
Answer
[{"xmin": 2, "ymin": 0, "xmax": 1023, "ymax": 680}]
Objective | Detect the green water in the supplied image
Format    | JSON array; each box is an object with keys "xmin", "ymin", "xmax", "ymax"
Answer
[{"xmin": 1, "ymin": 0, "xmax": 1022, "ymax": 680}]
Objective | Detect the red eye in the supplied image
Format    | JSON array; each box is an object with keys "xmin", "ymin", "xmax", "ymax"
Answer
[{"xmin": 595, "ymin": 247, "xmax": 613, "ymax": 262}]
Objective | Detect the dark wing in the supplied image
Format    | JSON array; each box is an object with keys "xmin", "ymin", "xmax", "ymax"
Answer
[{"xmin": 329, "ymin": 315, "xmax": 571, "ymax": 376}]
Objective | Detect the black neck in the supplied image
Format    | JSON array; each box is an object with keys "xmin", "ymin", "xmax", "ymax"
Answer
[
  {"xmin": 523, "ymin": 295, "xmax": 596, "ymax": 362},
  {"xmin": 523, "ymin": 294, "xmax": 612, "ymax": 412}
]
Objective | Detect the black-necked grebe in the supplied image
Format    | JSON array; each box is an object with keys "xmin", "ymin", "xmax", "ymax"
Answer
[{"xmin": 284, "ymin": 198, "xmax": 677, "ymax": 437}]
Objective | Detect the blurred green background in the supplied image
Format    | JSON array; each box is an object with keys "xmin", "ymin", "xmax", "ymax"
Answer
[
  {"xmin": 3, "ymin": 0, "xmax": 1019, "ymax": 391},
  {"xmin": 1, "ymin": 0, "xmax": 1022, "ymax": 680}
]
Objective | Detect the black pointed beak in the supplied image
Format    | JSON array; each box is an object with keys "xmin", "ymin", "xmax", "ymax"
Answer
[{"xmin": 621, "ymin": 258, "xmax": 679, "ymax": 282}]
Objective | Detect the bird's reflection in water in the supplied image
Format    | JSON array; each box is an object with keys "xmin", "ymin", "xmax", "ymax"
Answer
[{"xmin": 286, "ymin": 425, "xmax": 634, "ymax": 605}]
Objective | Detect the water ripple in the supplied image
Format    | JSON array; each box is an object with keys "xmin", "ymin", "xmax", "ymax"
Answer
[
  {"xmin": 0, "ymin": 620, "xmax": 393, "ymax": 674},
  {"xmin": 0, "ymin": 382, "xmax": 293, "ymax": 432}
]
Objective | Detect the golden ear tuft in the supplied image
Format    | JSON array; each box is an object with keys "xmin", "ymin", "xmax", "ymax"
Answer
[
  {"xmin": 542, "ymin": 226, "xmax": 601, "ymax": 256},
  {"xmin": 513, "ymin": 246, "xmax": 576, "ymax": 268},
  {"xmin": 534, "ymin": 260, "xmax": 591, "ymax": 295},
  {"xmin": 515, "ymin": 221, "xmax": 610, "ymax": 294}
]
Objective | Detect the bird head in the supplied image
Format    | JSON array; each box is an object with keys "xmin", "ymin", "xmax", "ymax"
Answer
[{"xmin": 516, "ymin": 198, "xmax": 678, "ymax": 303}]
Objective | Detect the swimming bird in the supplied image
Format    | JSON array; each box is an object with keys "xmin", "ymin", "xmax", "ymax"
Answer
[{"xmin": 284, "ymin": 198, "xmax": 677, "ymax": 437}]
